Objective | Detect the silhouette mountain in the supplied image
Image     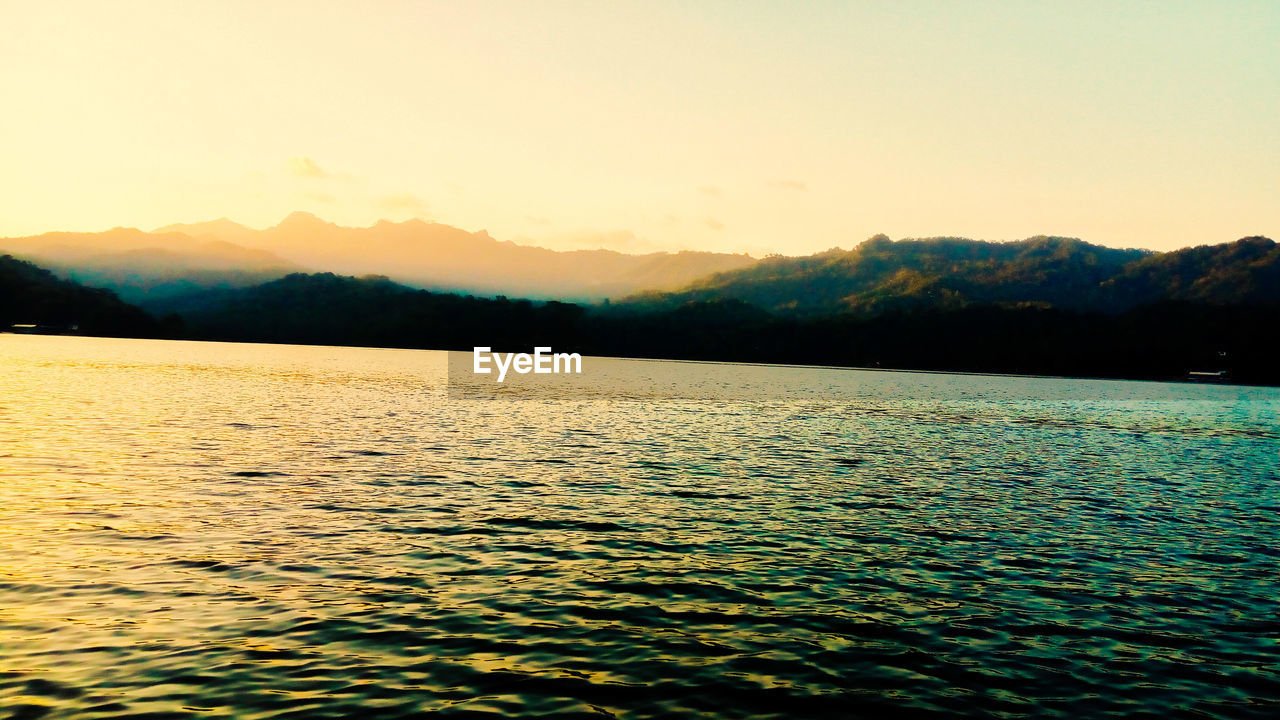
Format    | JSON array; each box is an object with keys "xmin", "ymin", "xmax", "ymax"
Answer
[
  {"xmin": 6, "ymin": 253, "xmax": 1277, "ymax": 384},
  {"xmin": 172, "ymin": 269, "xmax": 1280, "ymax": 385},
  {"xmin": 177, "ymin": 271, "xmax": 589, "ymax": 350},
  {"xmin": 0, "ymin": 254, "xmax": 169, "ymax": 336},
  {"xmin": 154, "ymin": 217, "xmax": 259, "ymax": 246},
  {"xmin": 2, "ymin": 214, "xmax": 755, "ymax": 303},
  {"xmin": 0, "ymin": 227, "xmax": 299, "ymax": 305},
  {"xmin": 152, "ymin": 213, "xmax": 757, "ymax": 300}
]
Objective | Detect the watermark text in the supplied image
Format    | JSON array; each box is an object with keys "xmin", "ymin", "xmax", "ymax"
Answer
[{"xmin": 472, "ymin": 347, "xmax": 582, "ymax": 382}]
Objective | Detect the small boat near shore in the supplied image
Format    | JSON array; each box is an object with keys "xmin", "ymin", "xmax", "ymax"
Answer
[
  {"xmin": 1186, "ymin": 370, "xmax": 1231, "ymax": 383},
  {"xmin": 4, "ymin": 323, "xmax": 79, "ymax": 335}
]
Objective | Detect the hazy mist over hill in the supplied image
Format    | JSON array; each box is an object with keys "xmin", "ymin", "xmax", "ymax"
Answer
[
  {"xmin": 5, "ymin": 231, "xmax": 1279, "ymax": 383},
  {"xmin": 0, "ymin": 254, "xmax": 169, "ymax": 336},
  {"xmin": 0, "ymin": 228, "xmax": 299, "ymax": 304},
  {"xmin": 165, "ymin": 212, "xmax": 756, "ymax": 299},
  {"xmin": 5, "ymin": 218, "xmax": 1276, "ymax": 318},
  {"xmin": 1, "ymin": 213, "xmax": 757, "ymax": 303}
]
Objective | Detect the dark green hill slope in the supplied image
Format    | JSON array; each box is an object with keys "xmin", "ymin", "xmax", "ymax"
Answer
[
  {"xmin": 633, "ymin": 235, "xmax": 1278, "ymax": 316},
  {"xmin": 174, "ymin": 270, "xmax": 1280, "ymax": 384},
  {"xmin": 0, "ymin": 254, "xmax": 166, "ymax": 336},
  {"xmin": 9, "ymin": 255, "xmax": 1276, "ymax": 385},
  {"xmin": 1099, "ymin": 236, "xmax": 1280, "ymax": 307},
  {"xmin": 181, "ymin": 272, "xmax": 586, "ymax": 350}
]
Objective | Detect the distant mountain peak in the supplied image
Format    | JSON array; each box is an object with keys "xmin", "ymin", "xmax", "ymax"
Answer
[
  {"xmin": 6, "ymin": 212, "xmax": 758, "ymax": 301},
  {"xmin": 154, "ymin": 217, "xmax": 254, "ymax": 235},
  {"xmin": 275, "ymin": 210, "xmax": 335, "ymax": 229}
]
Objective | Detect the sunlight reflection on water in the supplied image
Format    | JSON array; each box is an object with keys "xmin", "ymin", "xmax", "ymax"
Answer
[{"xmin": 1, "ymin": 335, "xmax": 1278, "ymax": 718}]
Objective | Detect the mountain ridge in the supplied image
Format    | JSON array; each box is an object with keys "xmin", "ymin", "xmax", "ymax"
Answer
[
  {"xmin": 6, "ymin": 214, "xmax": 756, "ymax": 301},
  {"xmin": 5, "ymin": 253, "xmax": 1278, "ymax": 385},
  {"xmin": 5, "ymin": 216, "xmax": 1276, "ymax": 314},
  {"xmin": 0, "ymin": 254, "xmax": 171, "ymax": 336},
  {"xmin": 628, "ymin": 234, "xmax": 1277, "ymax": 315}
]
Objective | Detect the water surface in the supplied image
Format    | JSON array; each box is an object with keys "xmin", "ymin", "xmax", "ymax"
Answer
[{"xmin": 1, "ymin": 335, "xmax": 1277, "ymax": 718}]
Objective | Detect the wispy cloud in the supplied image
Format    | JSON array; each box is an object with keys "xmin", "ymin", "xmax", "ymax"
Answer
[
  {"xmin": 376, "ymin": 191, "xmax": 429, "ymax": 216},
  {"xmin": 287, "ymin": 156, "xmax": 329, "ymax": 179},
  {"xmin": 699, "ymin": 185, "xmax": 721, "ymax": 197},
  {"xmin": 705, "ymin": 217, "xmax": 725, "ymax": 230}
]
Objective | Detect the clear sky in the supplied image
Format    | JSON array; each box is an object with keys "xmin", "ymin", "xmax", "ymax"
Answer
[{"xmin": 2, "ymin": 0, "xmax": 1276, "ymax": 255}]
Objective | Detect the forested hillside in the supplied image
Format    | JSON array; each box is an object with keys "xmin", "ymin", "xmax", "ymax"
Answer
[
  {"xmin": 0, "ymin": 255, "xmax": 170, "ymax": 337},
  {"xmin": 633, "ymin": 236, "xmax": 1278, "ymax": 316}
]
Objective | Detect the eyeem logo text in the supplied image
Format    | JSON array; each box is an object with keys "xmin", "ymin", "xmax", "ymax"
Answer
[{"xmin": 473, "ymin": 347, "xmax": 583, "ymax": 382}]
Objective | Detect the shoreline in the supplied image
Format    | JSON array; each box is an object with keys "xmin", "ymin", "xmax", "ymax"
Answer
[{"xmin": 3, "ymin": 331, "xmax": 1267, "ymax": 388}]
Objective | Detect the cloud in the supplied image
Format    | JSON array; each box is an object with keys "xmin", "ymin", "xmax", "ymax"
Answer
[
  {"xmin": 376, "ymin": 191, "xmax": 429, "ymax": 216},
  {"xmin": 525, "ymin": 214, "xmax": 552, "ymax": 225},
  {"xmin": 769, "ymin": 179, "xmax": 807, "ymax": 190},
  {"xmin": 305, "ymin": 192, "xmax": 335, "ymax": 205},
  {"xmin": 287, "ymin": 156, "xmax": 329, "ymax": 179},
  {"xmin": 699, "ymin": 185, "xmax": 721, "ymax": 197},
  {"xmin": 705, "ymin": 217, "xmax": 725, "ymax": 231}
]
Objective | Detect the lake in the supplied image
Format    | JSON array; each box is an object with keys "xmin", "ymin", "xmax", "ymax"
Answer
[{"xmin": 1, "ymin": 335, "xmax": 1277, "ymax": 718}]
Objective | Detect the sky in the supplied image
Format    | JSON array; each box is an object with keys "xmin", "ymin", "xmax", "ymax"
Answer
[{"xmin": 1, "ymin": 0, "xmax": 1276, "ymax": 255}]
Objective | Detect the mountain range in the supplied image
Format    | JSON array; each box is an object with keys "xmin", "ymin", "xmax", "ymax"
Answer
[
  {"xmin": 0, "ymin": 227, "xmax": 298, "ymax": 306},
  {"xmin": 6, "ymin": 214, "xmax": 1275, "ymax": 319},
  {"xmin": 4, "ymin": 228, "xmax": 1279, "ymax": 383},
  {"xmin": 0, "ymin": 213, "xmax": 755, "ymax": 306},
  {"xmin": 630, "ymin": 235, "xmax": 1280, "ymax": 315}
]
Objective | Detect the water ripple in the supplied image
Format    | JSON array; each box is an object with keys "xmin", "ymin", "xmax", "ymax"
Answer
[{"xmin": 0, "ymin": 336, "xmax": 1277, "ymax": 718}]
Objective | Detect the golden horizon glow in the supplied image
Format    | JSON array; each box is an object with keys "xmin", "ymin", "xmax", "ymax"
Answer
[{"xmin": 1, "ymin": 0, "xmax": 1276, "ymax": 255}]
